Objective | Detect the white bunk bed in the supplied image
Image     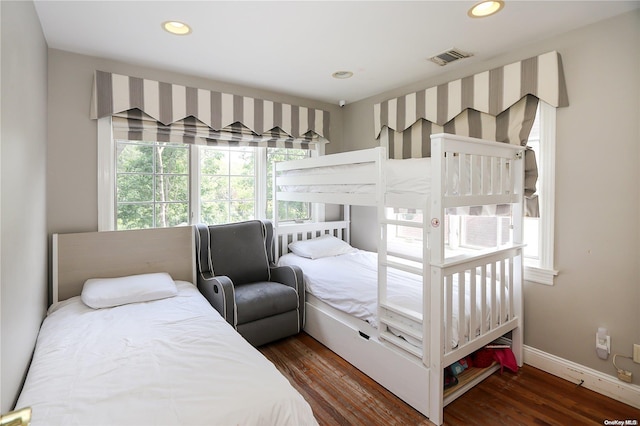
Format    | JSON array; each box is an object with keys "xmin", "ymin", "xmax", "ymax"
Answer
[{"xmin": 273, "ymin": 133, "xmax": 525, "ymax": 425}]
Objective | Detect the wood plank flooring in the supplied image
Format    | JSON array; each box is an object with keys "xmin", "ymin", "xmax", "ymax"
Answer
[{"xmin": 259, "ymin": 332, "xmax": 640, "ymax": 426}]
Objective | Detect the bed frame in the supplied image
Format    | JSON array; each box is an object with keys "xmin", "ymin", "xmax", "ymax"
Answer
[
  {"xmin": 52, "ymin": 226, "xmax": 196, "ymax": 303},
  {"xmin": 273, "ymin": 133, "xmax": 525, "ymax": 425}
]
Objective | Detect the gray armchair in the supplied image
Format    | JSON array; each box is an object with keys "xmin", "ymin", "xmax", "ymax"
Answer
[{"xmin": 195, "ymin": 220, "xmax": 304, "ymax": 347}]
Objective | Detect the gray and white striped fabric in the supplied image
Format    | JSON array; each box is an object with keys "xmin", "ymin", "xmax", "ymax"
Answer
[
  {"xmin": 374, "ymin": 50, "xmax": 568, "ymax": 141},
  {"xmin": 112, "ymin": 110, "xmax": 317, "ymax": 149},
  {"xmin": 91, "ymin": 70, "xmax": 330, "ymax": 146},
  {"xmin": 380, "ymin": 95, "xmax": 539, "ymax": 159}
]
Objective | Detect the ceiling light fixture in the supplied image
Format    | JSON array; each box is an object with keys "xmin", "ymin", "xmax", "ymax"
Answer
[
  {"xmin": 162, "ymin": 21, "xmax": 192, "ymax": 35},
  {"xmin": 332, "ymin": 71, "xmax": 353, "ymax": 79},
  {"xmin": 468, "ymin": 1, "xmax": 504, "ymax": 18}
]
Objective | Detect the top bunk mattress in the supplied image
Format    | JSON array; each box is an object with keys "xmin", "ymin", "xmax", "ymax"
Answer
[
  {"xmin": 16, "ymin": 281, "xmax": 316, "ymax": 426},
  {"xmin": 279, "ymin": 157, "xmax": 432, "ymax": 197}
]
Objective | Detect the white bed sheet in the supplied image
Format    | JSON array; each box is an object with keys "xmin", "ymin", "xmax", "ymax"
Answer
[
  {"xmin": 279, "ymin": 156, "xmax": 489, "ymax": 201},
  {"xmin": 278, "ymin": 250, "xmax": 503, "ymax": 349},
  {"xmin": 280, "ymin": 157, "xmax": 432, "ymax": 196},
  {"xmin": 16, "ymin": 281, "xmax": 317, "ymax": 426}
]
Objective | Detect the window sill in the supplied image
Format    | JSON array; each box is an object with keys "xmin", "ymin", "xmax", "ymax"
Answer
[{"xmin": 524, "ymin": 264, "xmax": 558, "ymax": 286}]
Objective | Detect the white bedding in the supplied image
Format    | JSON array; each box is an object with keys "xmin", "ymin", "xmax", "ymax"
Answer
[
  {"xmin": 279, "ymin": 155, "xmax": 489, "ymax": 200},
  {"xmin": 16, "ymin": 281, "xmax": 317, "ymax": 426},
  {"xmin": 280, "ymin": 157, "xmax": 432, "ymax": 196},
  {"xmin": 278, "ymin": 250, "xmax": 503, "ymax": 349}
]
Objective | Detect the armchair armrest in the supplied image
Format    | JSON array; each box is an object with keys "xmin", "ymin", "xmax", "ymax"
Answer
[
  {"xmin": 197, "ymin": 273, "xmax": 236, "ymax": 327},
  {"xmin": 270, "ymin": 265, "xmax": 305, "ymax": 327}
]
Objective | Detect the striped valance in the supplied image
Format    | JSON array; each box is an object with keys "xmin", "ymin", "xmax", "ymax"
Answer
[
  {"xmin": 113, "ymin": 110, "xmax": 316, "ymax": 149},
  {"xmin": 374, "ymin": 51, "xmax": 568, "ymax": 138},
  {"xmin": 91, "ymin": 70, "xmax": 330, "ymax": 141}
]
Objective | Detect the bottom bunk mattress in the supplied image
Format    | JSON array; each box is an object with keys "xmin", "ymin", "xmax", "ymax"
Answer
[
  {"xmin": 16, "ymin": 280, "xmax": 317, "ymax": 426},
  {"xmin": 278, "ymin": 249, "xmax": 506, "ymax": 349}
]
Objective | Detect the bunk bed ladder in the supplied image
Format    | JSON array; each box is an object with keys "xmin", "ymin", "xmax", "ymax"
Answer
[{"xmin": 377, "ymin": 204, "xmax": 430, "ymax": 361}]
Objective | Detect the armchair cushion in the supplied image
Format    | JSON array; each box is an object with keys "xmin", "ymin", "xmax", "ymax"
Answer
[
  {"xmin": 235, "ymin": 282, "xmax": 298, "ymax": 324},
  {"xmin": 207, "ymin": 221, "xmax": 270, "ymax": 285}
]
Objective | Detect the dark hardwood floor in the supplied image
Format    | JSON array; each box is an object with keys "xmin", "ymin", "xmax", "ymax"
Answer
[{"xmin": 259, "ymin": 333, "xmax": 640, "ymax": 426}]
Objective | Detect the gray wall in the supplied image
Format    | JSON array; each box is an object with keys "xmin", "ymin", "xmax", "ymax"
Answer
[
  {"xmin": 342, "ymin": 10, "xmax": 640, "ymax": 381},
  {"xmin": 2, "ymin": 1, "xmax": 637, "ymax": 409},
  {"xmin": 47, "ymin": 49, "xmax": 344, "ymax": 236},
  {"xmin": 0, "ymin": 1, "xmax": 48, "ymax": 411}
]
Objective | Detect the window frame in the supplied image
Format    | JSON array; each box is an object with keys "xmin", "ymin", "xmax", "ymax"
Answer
[
  {"xmin": 523, "ymin": 101, "xmax": 558, "ymax": 285},
  {"xmin": 98, "ymin": 117, "xmax": 317, "ymax": 230}
]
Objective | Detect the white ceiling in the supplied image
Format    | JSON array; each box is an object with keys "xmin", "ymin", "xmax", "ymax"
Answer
[{"xmin": 34, "ymin": 1, "xmax": 639, "ymax": 106}]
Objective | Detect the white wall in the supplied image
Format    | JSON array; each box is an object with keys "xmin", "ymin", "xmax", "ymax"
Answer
[
  {"xmin": 342, "ymin": 10, "xmax": 640, "ymax": 382},
  {"xmin": 0, "ymin": 1, "xmax": 48, "ymax": 411}
]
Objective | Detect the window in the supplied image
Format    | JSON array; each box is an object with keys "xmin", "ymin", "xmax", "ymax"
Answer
[
  {"xmin": 522, "ymin": 102, "xmax": 558, "ymax": 285},
  {"xmin": 98, "ymin": 117, "xmax": 313, "ymax": 231},
  {"xmin": 443, "ymin": 102, "xmax": 558, "ymax": 284},
  {"xmin": 400, "ymin": 102, "xmax": 556, "ymax": 284},
  {"xmin": 266, "ymin": 148, "xmax": 310, "ymax": 221},
  {"xmin": 198, "ymin": 146, "xmax": 257, "ymax": 225},
  {"xmin": 116, "ymin": 140, "xmax": 190, "ymax": 229}
]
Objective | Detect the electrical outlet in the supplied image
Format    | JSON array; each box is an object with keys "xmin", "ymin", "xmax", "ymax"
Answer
[
  {"xmin": 634, "ymin": 344, "xmax": 640, "ymax": 364},
  {"xmin": 618, "ymin": 369, "xmax": 632, "ymax": 383}
]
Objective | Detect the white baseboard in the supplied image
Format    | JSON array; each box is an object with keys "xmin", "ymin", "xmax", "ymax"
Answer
[{"xmin": 524, "ymin": 345, "xmax": 640, "ymax": 409}]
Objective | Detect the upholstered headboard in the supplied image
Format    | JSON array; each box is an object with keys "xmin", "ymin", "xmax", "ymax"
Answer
[{"xmin": 52, "ymin": 226, "xmax": 195, "ymax": 303}]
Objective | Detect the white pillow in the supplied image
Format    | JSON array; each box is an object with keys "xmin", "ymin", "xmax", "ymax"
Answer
[
  {"xmin": 288, "ymin": 234, "xmax": 356, "ymax": 259},
  {"xmin": 81, "ymin": 272, "xmax": 178, "ymax": 309}
]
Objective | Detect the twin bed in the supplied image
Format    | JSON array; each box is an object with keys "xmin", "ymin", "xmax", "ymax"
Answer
[
  {"xmin": 273, "ymin": 133, "xmax": 525, "ymax": 425},
  {"xmin": 15, "ymin": 227, "xmax": 317, "ymax": 426}
]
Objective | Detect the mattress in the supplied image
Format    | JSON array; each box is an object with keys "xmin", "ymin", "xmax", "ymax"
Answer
[
  {"xmin": 16, "ymin": 281, "xmax": 317, "ymax": 426},
  {"xmin": 278, "ymin": 156, "xmax": 504, "ymax": 214},
  {"xmin": 278, "ymin": 250, "xmax": 504, "ymax": 349},
  {"xmin": 280, "ymin": 157, "xmax": 432, "ymax": 196}
]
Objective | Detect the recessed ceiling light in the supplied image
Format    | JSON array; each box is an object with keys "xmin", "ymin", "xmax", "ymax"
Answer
[
  {"xmin": 332, "ymin": 71, "xmax": 353, "ymax": 79},
  {"xmin": 468, "ymin": 1, "xmax": 504, "ymax": 18},
  {"xmin": 162, "ymin": 21, "xmax": 192, "ymax": 35}
]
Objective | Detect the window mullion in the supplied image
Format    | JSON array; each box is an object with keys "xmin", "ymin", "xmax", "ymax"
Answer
[
  {"xmin": 256, "ymin": 147, "xmax": 267, "ymax": 220},
  {"xmin": 190, "ymin": 144, "xmax": 201, "ymax": 225}
]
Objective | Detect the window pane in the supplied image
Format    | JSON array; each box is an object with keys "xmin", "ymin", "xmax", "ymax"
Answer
[
  {"xmin": 524, "ymin": 105, "xmax": 541, "ymax": 263},
  {"xmin": 117, "ymin": 174, "xmax": 153, "ymax": 202},
  {"xmin": 117, "ymin": 144, "xmax": 153, "ymax": 173},
  {"xmin": 230, "ymin": 149, "xmax": 255, "ymax": 175},
  {"xmin": 267, "ymin": 147, "xmax": 310, "ymax": 221},
  {"xmin": 200, "ymin": 176, "xmax": 229, "ymax": 201},
  {"xmin": 201, "ymin": 149, "xmax": 228, "ymax": 175},
  {"xmin": 524, "ymin": 217, "xmax": 539, "ymax": 258},
  {"xmin": 117, "ymin": 203, "xmax": 153, "ymax": 229},
  {"xmin": 286, "ymin": 201, "xmax": 309, "ymax": 220},
  {"xmin": 155, "ymin": 202, "xmax": 189, "ymax": 228},
  {"xmin": 230, "ymin": 176, "xmax": 255, "ymax": 200},
  {"xmin": 231, "ymin": 201, "xmax": 255, "ymax": 222},
  {"xmin": 155, "ymin": 175, "xmax": 189, "ymax": 202},
  {"xmin": 201, "ymin": 201, "xmax": 229, "ymax": 225},
  {"xmin": 115, "ymin": 140, "xmax": 189, "ymax": 231},
  {"xmin": 156, "ymin": 144, "xmax": 188, "ymax": 174},
  {"xmin": 199, "ymin": 146, "xmax": 257, "ymax": 224}
]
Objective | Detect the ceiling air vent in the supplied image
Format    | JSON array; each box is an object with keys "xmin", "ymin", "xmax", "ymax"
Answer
[{"xmin": 428, "ymin": 48, "xmax": 473, "ymax": 66}]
